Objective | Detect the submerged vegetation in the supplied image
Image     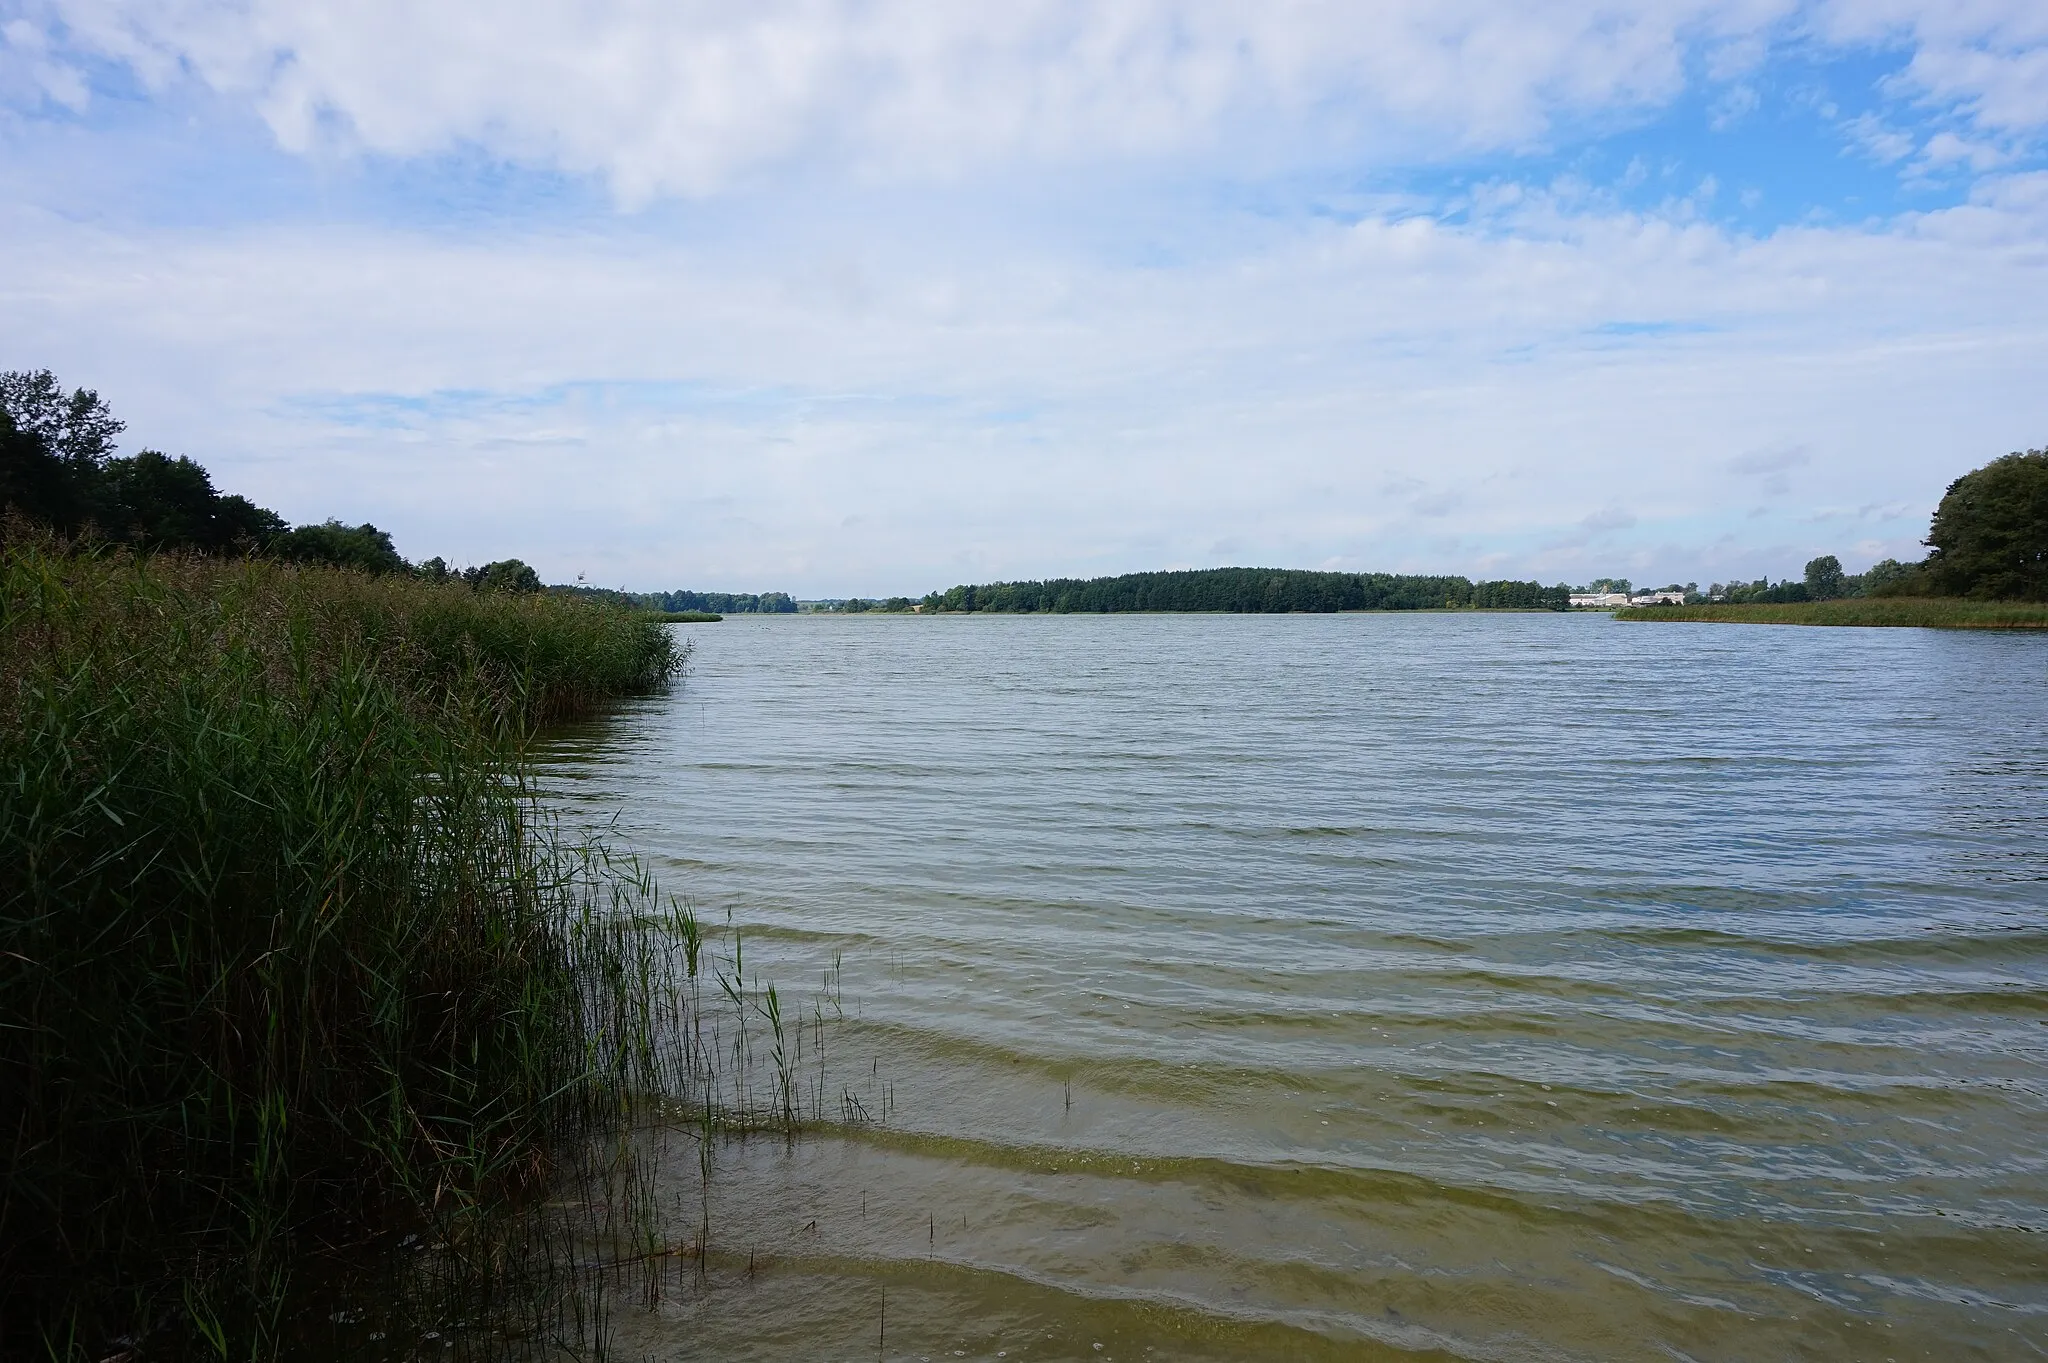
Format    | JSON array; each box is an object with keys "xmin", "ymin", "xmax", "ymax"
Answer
[
  {"xmin": 1615, "ymin": 598, "xmax": 2048, "ymax": 629},
  {"xmin": 0, "ymin": 534, "xmax": 703, "ymax": 1357},
  {"xmin": 920, "ymin": 568, "xmax": 1570, "ymax": 614}
]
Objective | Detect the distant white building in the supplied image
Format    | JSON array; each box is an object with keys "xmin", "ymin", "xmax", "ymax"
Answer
[
  {"xmin": 1569, "ymin": 592, "xmax": 1631, "ymax": 608},
  {"xmin": 1628, "ymin": 591, "xmax": 1687, "ymax": 605}
]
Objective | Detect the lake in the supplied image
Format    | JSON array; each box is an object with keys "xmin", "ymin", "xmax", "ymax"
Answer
[{"xmin": 538, "ymin": 612, "xmax": 2048, "ymax": 1361}]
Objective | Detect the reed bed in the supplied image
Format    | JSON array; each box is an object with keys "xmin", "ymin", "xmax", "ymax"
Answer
[
  {"xmin": 1614, "ymin": 598, "xmax": 2048, "ymax": 629},
  {"xmin": 0, "ymin": 538, "xmax": 714, "ymax": 1358}
]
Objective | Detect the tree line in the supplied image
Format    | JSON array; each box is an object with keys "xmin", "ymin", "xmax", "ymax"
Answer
[
  {"xmin": 917, "ymin": 568, "xmax": 1571, "ymax": 614},
  {"xmin": 1704, "ymin": 556, "xmax": 1914, "ymax": 605},
  {"xmin": 555, "ymin": 587, "xmax": 798, "ymax": 614},
  {"xmin": 0, "ymin": 370, "xmax": 545, "ymax": 592},
  {"xmin": 647, "ymin": 589, "xmax": 797, "ymax": 614},
  {"xmin": 1687, "ymin": 447, "xmax": 2045, "ymax": 605}
]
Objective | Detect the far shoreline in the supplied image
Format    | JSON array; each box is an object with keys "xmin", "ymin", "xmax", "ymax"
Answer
[
  {"xmin": 788, "ymin": 606, "xmax": 1581, "ymax": 617},
  {"xmin": 1614, "ymin": 598, "xmax": 2048, "ymax": 630}
]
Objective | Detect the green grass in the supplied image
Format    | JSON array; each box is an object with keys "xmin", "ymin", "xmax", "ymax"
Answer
[
  {"xmin": 0, "ymin": 537, "xmax": 692, "ymax": 1357},
  {"xmin": 1614, "ymin": 597, "xmax": 2048, "ymax": 629},
  {"xmin": 643, "ymin": 610, "xmax": 722, "ymax": 623}
]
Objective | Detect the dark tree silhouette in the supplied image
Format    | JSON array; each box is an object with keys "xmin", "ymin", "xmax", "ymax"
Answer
[
  {"xmin": 271, "ymin": 521, "xmax": 407, "ymax": 574},
  {"xmin": 919, "ymin": 568, "xmax": 1571, "ymax": 614},
  {"xmin": 1925, "ymin": 449, "xmax": 2048, "ymax": 601}
]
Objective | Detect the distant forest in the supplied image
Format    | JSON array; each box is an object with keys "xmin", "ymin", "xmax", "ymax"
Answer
[
  {"xmin": 922, "ymin": 568, "xmax": 1569, "ymax": 614},
  {"xmin": 558, "ymin": 587, "xmax": 798, "ymax": 614},
  {"xmin": 649, "ymin": 589, "xmax": 797, "ymax": 614}
]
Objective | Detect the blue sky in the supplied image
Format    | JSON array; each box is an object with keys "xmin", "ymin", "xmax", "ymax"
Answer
[{"xmin": 4, "ymin": 1, "xmax": 2046, "ymax": 594}]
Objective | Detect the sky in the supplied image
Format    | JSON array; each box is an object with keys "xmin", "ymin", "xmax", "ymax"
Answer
[{"xmin": 3, "ymin": 1, "xmax": 2046, "ymax": 596}]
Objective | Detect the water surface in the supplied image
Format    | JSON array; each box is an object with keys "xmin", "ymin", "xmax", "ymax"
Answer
[{"xmin": 540, "ymin": 612, "xmax": 2048, "ymax": 1361}]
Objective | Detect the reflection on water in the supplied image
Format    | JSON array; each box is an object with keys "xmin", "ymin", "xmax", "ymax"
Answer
[{"xmin": 537, "ymin": 613, "xmax": 2048, "ymax": 1360}]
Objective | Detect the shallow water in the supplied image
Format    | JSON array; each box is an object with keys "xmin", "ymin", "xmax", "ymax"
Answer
[{"xmin": 538, "ymin": 612, "xmax": 2048, "ymax": 1361}]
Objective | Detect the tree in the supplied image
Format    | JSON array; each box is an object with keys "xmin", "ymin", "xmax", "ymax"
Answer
[
  {"xmin": 1858, "ymin": 558, "xmax": 1920, "ymax": 596},
  {"xmin": 1803, "ymin": 555, "xmax": 1846, "ymax": 600},
  {"xmin": 0, "ymin": 416, "xmax": 83, "ymax": 529},
  {"xmin": 100, "ymin": 450, "xmax": 284, "ymax": 551},
  {"xmin": 468, "ymin": 558, "xmax": 543, "ymax": 593},
  {"xmin": 102, "ymin": 450, "xmax": 220, "ymax": 547},
  {"xmin": 273, "ymin": 521, "xmax": 408, "ymax": 574},
  {"xmin": 215, "ymin": 494, "xmax": 290, "ymax": 549},
  {"xmin": 2, "ymin": 372, "xmax": 293, "ymax": 554},
  {"xmin": 1924, "ymin": 448, "xmax": 2048, "ymax": 600},
  {"xmin": 0, "ymin": 370, "xmax": 126, "ymax": 531},
  {"xmin": 0, "ymin": 369, "xmax": 125, "ymax": 467},
  {"xmin": 1723, "ymin": 576, "xmax": 1808, "ymax": 604},
  {"xmin": 922, "ymin": 569, "xmax": 1563, "ymax": 614}
]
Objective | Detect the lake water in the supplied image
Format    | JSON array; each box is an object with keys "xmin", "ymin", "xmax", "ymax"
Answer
[{"xmin": 538, "ymin": 612, "xmax": 2048, "ymax": 1361}]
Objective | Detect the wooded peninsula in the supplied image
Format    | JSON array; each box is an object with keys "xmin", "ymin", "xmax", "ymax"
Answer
[{"xmin": 916, "ymin": 568, "xmax": 1569, "ymax": 614}]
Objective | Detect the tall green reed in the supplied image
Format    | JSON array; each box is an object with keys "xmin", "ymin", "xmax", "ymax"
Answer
[{"xmin": 0, "ymin": 536, "xmax": 686, "ymax": 1357}]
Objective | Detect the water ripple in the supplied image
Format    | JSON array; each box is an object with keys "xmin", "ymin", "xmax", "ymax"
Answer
[{"xmin": 543, "ymin": 613, "xmax": 2048, "ymax": 1360}]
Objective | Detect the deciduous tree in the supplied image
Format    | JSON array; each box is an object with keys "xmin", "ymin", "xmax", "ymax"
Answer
[
  {"xmin": 1925, "ymin": 449, "xmax": 2048, "ymax": 600},
  {"xmin": 1803, "ymin": 555, "xmax": 1846, "ymax": 600}
]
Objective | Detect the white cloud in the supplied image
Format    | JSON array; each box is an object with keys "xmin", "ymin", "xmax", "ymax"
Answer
[
  {"xmin": 1841, "ymin": 112, "xmax": 1915, "ymax": 164},
  {"xmin": 4, "ymin": 162, "xmax": 2043, "ymax": 591},
  {"xmin": 1816, "ymin": 0, "xmax": 2048, "ymax": 135},
  {"xmin": 1917, "ymin": 130, "xmax": 2011, "ymax": 173},
  {"xmin": 1, "ymin": 16, "xmax": 90, "ymax": 111},
  {"xmin": 39, "ymin": 0, "xmax": 1802, "ymax": 197}
]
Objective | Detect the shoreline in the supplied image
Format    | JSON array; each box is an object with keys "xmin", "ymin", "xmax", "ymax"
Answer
[{"xmin": 1614, "ymin": 598, "xmax": 2048, "ymax": 629}]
